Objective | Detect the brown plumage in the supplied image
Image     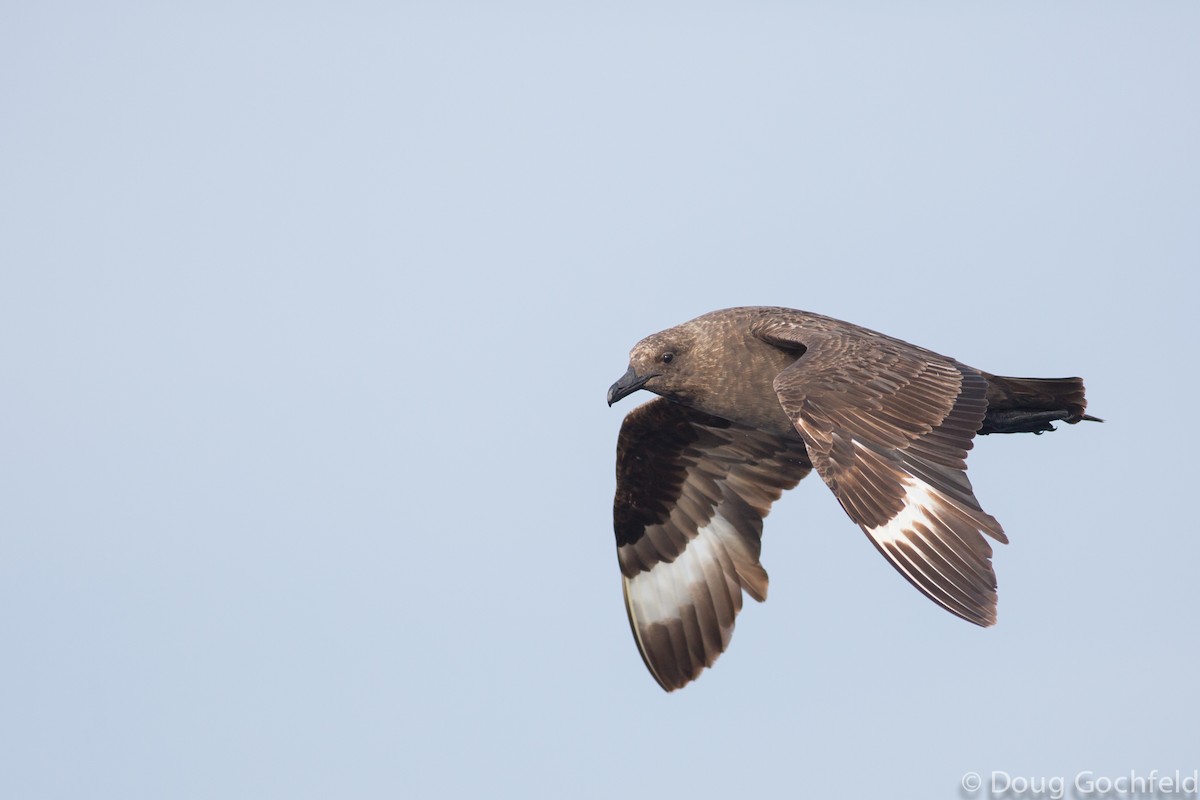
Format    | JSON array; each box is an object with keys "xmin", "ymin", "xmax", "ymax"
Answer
[{"xmin": 607, "ymin": 306, "xmax": 1098, "ymax": 692}]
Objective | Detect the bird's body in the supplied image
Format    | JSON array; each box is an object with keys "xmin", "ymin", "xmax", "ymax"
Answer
[{"xmin": 608, "ymin": 307, "xmax": 1096, "ymax": 691}]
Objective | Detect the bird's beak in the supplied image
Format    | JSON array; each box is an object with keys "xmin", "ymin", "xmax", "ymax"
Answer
[{"xmin": 607, "ymin": 366, "xmax": 655, "ymax": 406}]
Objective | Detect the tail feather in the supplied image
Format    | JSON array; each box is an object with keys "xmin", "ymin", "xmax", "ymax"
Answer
[{"xmin": 979, "ymin": 375, "xmax": 1100, "ymax": 435}]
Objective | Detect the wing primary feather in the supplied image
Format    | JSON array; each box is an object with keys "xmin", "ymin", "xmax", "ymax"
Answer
[{"xmin": 613, "ymin": 398, "xmax": 811, "ymax": 691}]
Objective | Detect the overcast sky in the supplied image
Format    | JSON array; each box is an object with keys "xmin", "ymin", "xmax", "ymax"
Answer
[{"xmin": 3, "ymin": 4, "xmax": 1198, "ymax": 799}]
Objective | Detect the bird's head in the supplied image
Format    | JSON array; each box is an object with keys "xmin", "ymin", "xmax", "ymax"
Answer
[{"xmin": 607, "ymin": 328, "xmax": 699, "ymax": 407}]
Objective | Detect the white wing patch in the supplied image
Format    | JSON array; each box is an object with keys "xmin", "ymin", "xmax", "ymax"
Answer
[
  {"xmin": 866, "ymin": 476, "xmax": 942, "ymax": 545},
  {"xmin": 624, "ymin": 510, "xmax": 743, "ymax": 629},
  {"xmin": 861, "ymin": 472, "xmax": 1001, "ymax": 625}
]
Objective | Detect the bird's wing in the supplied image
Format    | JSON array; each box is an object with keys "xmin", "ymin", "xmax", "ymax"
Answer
[
  {"xmin": 614, "ymin": 398, "xmax": 811, "ymax": 691},
  {"xmin": 752, "ymin": 312, "xmax": 1006, "ymax": 627}
]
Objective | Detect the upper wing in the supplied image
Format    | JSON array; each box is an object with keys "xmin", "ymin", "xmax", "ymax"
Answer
[
  {"xmin": 753, "ymin": 312, "xmax": 1006, "ymax": 627},
  {"xmin": 614, "ymin": 398, "xmax": 812, "ymax": 691}
]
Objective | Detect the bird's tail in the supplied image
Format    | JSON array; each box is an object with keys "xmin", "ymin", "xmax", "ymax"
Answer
[{"xmin": 978, "ymin": 374, "xmax": 1101, "ymax": 435}]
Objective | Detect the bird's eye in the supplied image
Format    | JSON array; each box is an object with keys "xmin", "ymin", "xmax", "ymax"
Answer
[{"xmin": 661, "ymin": 352, "xmax": 674, "ymax": 364}]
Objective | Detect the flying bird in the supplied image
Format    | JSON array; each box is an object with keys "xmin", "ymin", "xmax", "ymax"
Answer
[{"xmin": 607, "ymin": 306, "xmax": 1097, "ymax": 691}]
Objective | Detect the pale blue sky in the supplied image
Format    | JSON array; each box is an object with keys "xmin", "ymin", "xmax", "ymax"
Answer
[{"xmin": 3, "ymin": 4, "xmax": 1198, "ymax": 799}]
